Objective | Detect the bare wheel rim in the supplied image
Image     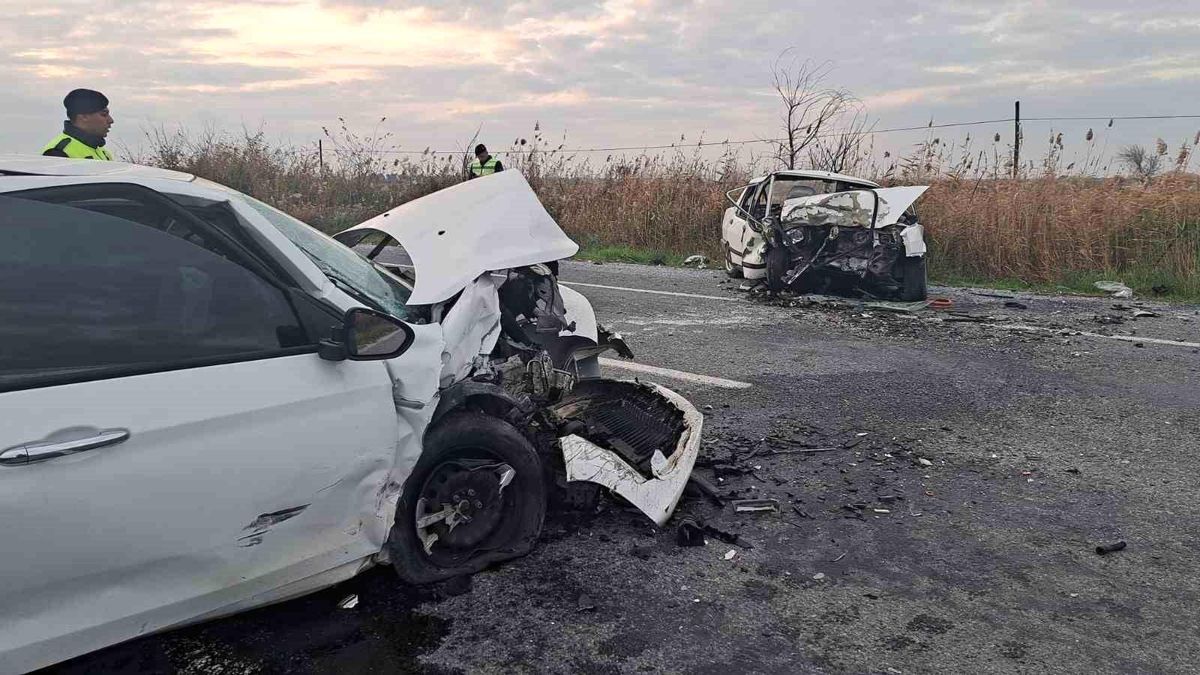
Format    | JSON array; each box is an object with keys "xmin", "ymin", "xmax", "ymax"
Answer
[{"xmin": 414, "ymin": 450, "xmax": 519, "ymax": 566}]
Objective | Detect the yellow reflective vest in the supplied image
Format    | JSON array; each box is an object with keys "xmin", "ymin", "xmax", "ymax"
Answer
[
  {"xmin": 468, "ymin": 156, "xmax": 500, "ymax": 177},
  {"xmin": 41, "ymin": 133, "xmax": 114, "ymax": 160}
]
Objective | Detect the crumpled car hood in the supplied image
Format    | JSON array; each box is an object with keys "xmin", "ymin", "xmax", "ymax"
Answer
[
  {"xmin": 782, "ymin": 185, "xmax": 929, "ymax": 229},
  {"xmin": 339, "ymin": 171, "xmax": 579, "ymax": 305}
]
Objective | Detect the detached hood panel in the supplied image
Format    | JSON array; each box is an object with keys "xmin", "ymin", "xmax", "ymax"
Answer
[{"xmin": 340, "ymin": 171, "xmax": 579, "ymax": 305}]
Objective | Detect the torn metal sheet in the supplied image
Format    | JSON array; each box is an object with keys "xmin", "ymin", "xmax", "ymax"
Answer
[
  {"xmin": 340, "ymin": 171, "xmax": 578, "ymax": 305},
  {"xmin": 557, "ymin": 382, "xmax": 703, "ymax": 526},
  {"xmin": 781, "ymin": 186, "xmax": 929, "ymax": 229},
  {"xmin": 437, "ymin": 275, "xmax": 504, "ymax": 387}
]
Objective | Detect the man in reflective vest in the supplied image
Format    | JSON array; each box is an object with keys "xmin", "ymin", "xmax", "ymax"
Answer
[
  {"xmin": 467, "ymin": 143, "xmax": 503, "ymax": 179},
  {"xmin": 42, "ymin": 89, "xmax": 114, "ymax": 160}
]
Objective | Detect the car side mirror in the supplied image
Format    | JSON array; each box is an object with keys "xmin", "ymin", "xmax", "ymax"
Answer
[{"xmin": 319, "ymin": 307, "xmax": 415, "ymax": 362}]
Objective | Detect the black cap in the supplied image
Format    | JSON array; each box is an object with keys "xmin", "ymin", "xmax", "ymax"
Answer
[
  {"xmin": 474, "ymin": 144, "xmax": 487, "ymax": 155},
  {"xmin": 64, "ymin": 89, "xmax": 109, "ymax": 118}
]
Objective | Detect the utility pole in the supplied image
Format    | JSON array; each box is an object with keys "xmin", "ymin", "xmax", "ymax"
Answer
[
  {"xmin": 1013, "ymin": 100, "xmax": 1021, "ymax": 179},
  {"xmin": 318, "ymin": 139, "xmax": 324, "ymax": 177}
]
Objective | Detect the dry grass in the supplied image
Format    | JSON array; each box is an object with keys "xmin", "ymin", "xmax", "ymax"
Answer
[{"xmin": 136, "ymin": 125, "xmax": 1200, "ymax": 301}]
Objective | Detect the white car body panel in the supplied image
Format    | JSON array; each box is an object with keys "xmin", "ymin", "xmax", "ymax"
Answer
[
  {"xmin": 340, "ymin": 170, "xmax": 578, "ymax": 305},
  {"xmin": 558, "ymin": 285, "xmax": 599, "ymax": 341},
  {"xmin": 0, "ymin": 355, "xmax": 406, "ymax": 674}
]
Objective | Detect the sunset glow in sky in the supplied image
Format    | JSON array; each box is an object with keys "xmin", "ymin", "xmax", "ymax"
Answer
[{"xmin": 4, "ymin": 0, "xmax": 1199, "ymax": 163}]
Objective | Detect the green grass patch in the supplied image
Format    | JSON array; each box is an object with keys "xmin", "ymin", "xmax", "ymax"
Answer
[{"xmin": 574, "ymin": 245, "xmax": 687, "ymax": 267}]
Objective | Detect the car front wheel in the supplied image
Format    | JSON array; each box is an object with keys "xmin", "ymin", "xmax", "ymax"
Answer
[{"xmin": 387, "ymin": 412, "xmax": 546, "ymax": 585}]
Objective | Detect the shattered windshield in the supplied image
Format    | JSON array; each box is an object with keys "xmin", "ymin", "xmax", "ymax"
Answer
[{"xmin": 236, "ymin": 195, "xmax": 413, "ymax": 319}]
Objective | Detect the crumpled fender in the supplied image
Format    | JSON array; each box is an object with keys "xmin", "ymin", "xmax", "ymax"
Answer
[
  {"xmin": 742, "ymin": 233, "xmax": 767, "ymax": 280},
  {"xmin": 558, "ymin": 382, "xmax": 702, "ymax": 526}
]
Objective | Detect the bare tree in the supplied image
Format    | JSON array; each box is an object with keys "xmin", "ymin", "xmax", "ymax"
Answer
[
  {"xmin": 1117, "ymin": 144, "xmax": 1162, "ymax": 185},
  {"xmin": 769, "ymin": 53, "xmax": 853, "ymax": 169},
  {"xmin": 807, "ymin": 102, "xmax": 875, "ymax": 174}
]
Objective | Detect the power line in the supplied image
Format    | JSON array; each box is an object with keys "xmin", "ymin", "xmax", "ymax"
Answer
[{"xmin": 353, "ymin": 113, "xmax": 1199, "ymax": 156}]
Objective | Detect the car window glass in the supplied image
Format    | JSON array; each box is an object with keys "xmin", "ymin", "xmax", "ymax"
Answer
[
  {"xmin": 0, "ymin": 196, "xmax": 309, "ymax": 391},
  {"xmin": 738, "ymin": 184, "xmax": 759, "ymax": 211},
  {"xmin": 771, "ymin": 179, "xmax": 833, "ymax": 207},
  {"xmin": 236, "ymin": 196, "xmax": 413, "ymax": 318}
]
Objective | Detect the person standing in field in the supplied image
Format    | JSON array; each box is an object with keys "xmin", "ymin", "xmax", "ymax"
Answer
[
  {"xmin": 42, "ymin": 89, "xmax": 114, "ymax": 160},
  {"xmin": 467, "ymin": 143, "xmax": 502, "ymax": 179}
]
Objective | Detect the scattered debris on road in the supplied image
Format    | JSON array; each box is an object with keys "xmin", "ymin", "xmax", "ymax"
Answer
[
  {"xmin": 684, "ymin": 255, "xmax": 709, "ymax": 269},
  {"xmin": 733, "ymin": 498, "xmax": 782, "ymax": 514},
  {"xmin": 1095, "ymin": 541, "xmax": 1127, "ymax": 555},
  {"xmin": 1095, "ymin": 281, "xmax": 1134, "ymax": 298},
  {"xmin": 338, "ymin": 595, "xmax": 359, "ymax": 610}
]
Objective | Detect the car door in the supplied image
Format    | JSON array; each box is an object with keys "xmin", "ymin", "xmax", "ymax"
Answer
[
  {"xmin": 722, "ymin": 183, "xmax": 762, "ymax": 266},
  {"xmin": 739, "ymin": 178, "xmax": 771, "ymax": 258},
  {"xmin": 721, "ymin": 185, "xmax": 748, "ymax": 265},
  {"xmin": 0, "ymin": 189, "xmax": 411, "ymax": 673}
]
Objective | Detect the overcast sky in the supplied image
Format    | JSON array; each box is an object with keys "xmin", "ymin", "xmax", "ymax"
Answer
[{"xmin": 4, "ymin": 0, "xmax": 1199, "ymax": 170}]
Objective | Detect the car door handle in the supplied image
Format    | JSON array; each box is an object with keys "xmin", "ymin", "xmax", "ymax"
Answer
[{"xmin": 0, "ymin": 428, "xmax": 131, "ymax": 466}]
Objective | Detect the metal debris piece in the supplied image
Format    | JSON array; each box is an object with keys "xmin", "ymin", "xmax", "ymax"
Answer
[
  {"xmin": 943, "ymin": 313, "xmax": 993, "ymax": 323},
  {"xmin": 577, "ymin": 594, "xmax": 597, "ymax": 612},
  {"xmin": 338, "ymin": 595, "xmax": 359, "ymax": 610},
  {"xmin": 864, "ymin": 300, "xmax": 932, "ymax": 314},
  {"xmin": 703, "ymin": 524, "xmax": 754, "ymax": 550},
  {"xmin": 1004, "ymin": 300, "xmax": 1029, "ymax": 309},
  {"xmin": 971, "ymin": 291, "xmax": 1016, "ymax": 299},
  {"xmin": 1132, "ymin": 310, "xmax": 1159, "ymax": 318},
  {"xmin": 733, "ymin": 498, "xmax": 781, "ymax": 514},
  {"xmin": 683, "ymin": 255, "xmax": 709, "ymax": 268},
  {"xmin": 812, "ymin": 572, "xmax": 826, "ymax": 580},
  {"xmin": 676, "ymin": 518, "xmax": 706, "ymax": 547},
  {"xmin": 770, "ymin": 446, "xmax": 840, "ymax": 455},
  {"xmin": 1095, "ymin": 541, "xmax": 1127, "ymax": 555},
  {"xmin": 724, "ymin": 549, "xmax": 737, "ymax": 560},
  {"xmin": 1094, "ymin": 281, "xmax": 1133, "ymax": 298},
  {"xmin": 917, "ymin": 458, "xmax": 933, "ymax": 467}
]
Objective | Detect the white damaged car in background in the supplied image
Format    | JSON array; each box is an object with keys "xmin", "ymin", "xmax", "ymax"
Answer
[
  {"xmin": 0, "ymin": 158, "xmax": 701, "ymax": 673},
  {"xmin": 721, "ymin": 170, "xmax": 930, "ymax": 300}
]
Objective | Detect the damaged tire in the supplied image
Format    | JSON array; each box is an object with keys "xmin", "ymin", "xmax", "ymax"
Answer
[
  {"xmin": 899, "ymin": 255, "xmax": 928, "ymax": 301},
  {"xmin": 387, "ymin": 412, "xmax": 546, "ymax": 585},
  {"xmin": 765, "ymin": 246, "xmax": 789, "ymax": 294}
]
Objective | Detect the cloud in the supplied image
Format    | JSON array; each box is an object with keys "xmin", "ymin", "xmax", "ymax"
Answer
[{"xmin": 2, "ymin": 0, "xmax": 1199, "ymax": 158}]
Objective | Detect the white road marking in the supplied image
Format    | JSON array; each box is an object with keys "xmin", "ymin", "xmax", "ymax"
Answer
[
  {"xmin": 985, "ymin": 323, "xmax": 1200, "ymax": 349},
  {"xmin": 561, "ymin": 281, "xmax": 740, "ymax": 302},
  {"xmin": 599, "ymin": 358, "xmax": 753, "ymax": 389}
]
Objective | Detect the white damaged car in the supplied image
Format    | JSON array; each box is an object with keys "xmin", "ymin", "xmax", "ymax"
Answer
[
  {"xmin": 721, "ymin": 170, "xmax": 929, "ymax": 300},
  {"xmin": 0, "ymin": 158, "xmax": 701, "ymax": 673}
]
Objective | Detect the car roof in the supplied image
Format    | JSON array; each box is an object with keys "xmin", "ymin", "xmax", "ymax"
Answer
[
  {"xmin": 0, "ymin": 154, "xmax": 195, "ymax": 182},
  {"xmin": 747, "ymin": 169, "xmax": 880, "ymax": 188}
]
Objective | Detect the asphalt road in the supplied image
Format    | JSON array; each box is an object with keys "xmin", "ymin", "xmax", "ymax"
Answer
[{"xmin": 49, "ymin": 262, "xmax": 1200, "ymax": 674}]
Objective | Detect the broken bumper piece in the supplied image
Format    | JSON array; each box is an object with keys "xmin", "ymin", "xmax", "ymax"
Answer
[{"xmin": 550, "ymin": 379, "xmax": 703, "ymax": 526}]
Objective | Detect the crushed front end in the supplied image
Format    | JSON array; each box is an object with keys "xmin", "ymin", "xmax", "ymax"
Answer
[{"xmin": 760, "ymin": 187, "xmax": 929, "ymax": 300}]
